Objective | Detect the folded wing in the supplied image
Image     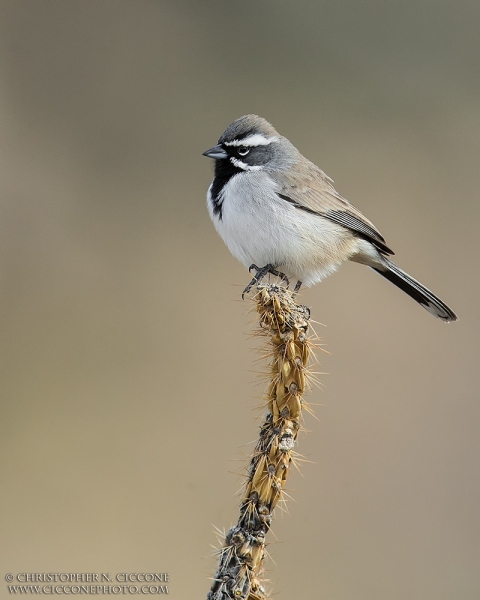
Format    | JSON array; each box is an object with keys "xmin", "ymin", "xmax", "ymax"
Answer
[{"xmin": 275, "ymin": 164, "xmax": 394, "ymax": 256}]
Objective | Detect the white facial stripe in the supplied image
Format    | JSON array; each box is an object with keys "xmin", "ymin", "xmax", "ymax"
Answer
[
  {"xmin": 224, "ymin": 134, "xmax": 277, "ymax": 147},
  {"xmin": 230, "ymin": 157, "xmax": 264, "ymax": 171}
]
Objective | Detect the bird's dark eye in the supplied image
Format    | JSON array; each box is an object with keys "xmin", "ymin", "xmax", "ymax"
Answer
[{"xmin": 237, "ymin": 146, "xmax": 250, "ymax": 156}]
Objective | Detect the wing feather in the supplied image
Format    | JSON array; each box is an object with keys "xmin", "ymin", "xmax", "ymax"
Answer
[{"xmin": 275, "ymin": 164, "xmax": 394, "ymax": 256}]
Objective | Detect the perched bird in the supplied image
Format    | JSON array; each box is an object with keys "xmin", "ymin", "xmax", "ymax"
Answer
[{"xmin": 203, "ymin": 115, "xmax": 457, "ymax": 322}]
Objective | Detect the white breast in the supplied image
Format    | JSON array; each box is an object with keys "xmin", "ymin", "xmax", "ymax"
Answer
[{"xmin": 207, "ymin": 171, "xmax": 359, "ymax": 286}]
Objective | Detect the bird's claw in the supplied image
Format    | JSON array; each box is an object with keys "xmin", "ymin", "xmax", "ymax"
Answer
[{"xmin": 242, "ymin": 264, "xmax": 290, "ymax": 299}]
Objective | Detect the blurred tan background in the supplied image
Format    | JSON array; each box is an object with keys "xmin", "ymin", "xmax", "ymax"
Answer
[{"xmin": 1, "ymin": 1, "xmax": 479, "ymax": 598}]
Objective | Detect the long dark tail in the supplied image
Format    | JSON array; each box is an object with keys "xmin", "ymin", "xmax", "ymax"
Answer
[{"xmin": 372, "ymin": 259, "xmax": 458, "ymax": 322}]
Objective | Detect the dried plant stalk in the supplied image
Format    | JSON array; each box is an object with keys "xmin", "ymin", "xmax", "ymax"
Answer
[{"xmin": 207, "ymin": 284, "xmax": 314, "ymax": 600}]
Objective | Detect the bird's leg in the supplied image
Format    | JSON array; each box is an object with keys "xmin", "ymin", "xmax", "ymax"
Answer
[
  {"xmin": 266, "ymin": 266, "xmax": 290, "ymax": 287},
  {"xmin": 242, "ymin": 264, "xmax": 290, "ymax": 299},
  {"xmin": 242, "ymin": 264, "xmax": 270, "ymax": 299},
  {"xmin": 293, "ymin": 280, "xmax": 303, "ymax": 294}
]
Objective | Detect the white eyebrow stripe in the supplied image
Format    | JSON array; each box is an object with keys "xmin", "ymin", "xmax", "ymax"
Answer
[
  {"xmin": 224, "ymin": 134, "xmax": 277, "ymax": 147},
  {"xmin": 230, "ymin": 157, "xmax": 264, "ymax": 171}
]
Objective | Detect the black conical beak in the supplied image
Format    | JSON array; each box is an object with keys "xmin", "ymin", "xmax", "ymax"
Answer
[{"xmin": 202, "ymin": 144, "xmax": 228, "ymax": 160}]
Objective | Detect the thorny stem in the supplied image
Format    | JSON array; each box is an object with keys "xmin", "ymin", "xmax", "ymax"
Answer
[{"xmin": 207, "ymin": 284, "xmax": 314, "ymax": 600}]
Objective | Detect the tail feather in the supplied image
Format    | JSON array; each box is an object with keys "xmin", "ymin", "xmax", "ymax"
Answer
[{"xmin": 372, "ymin": 259, "xmax": 458, "ymax": 323}]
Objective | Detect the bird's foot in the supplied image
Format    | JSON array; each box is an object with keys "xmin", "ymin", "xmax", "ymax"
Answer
[
  {"xmin": 293, "ymin": 280, "xmax": 303, "ymax": 296},
  {"xmin": 242, "ymin": 264, "xmax": 290, "ymax": 299}
]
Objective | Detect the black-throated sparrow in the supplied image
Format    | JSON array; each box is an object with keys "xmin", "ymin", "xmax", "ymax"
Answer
[{"xmin": 203, "ymin": 115, "xmax": 457, "ymax": 322}]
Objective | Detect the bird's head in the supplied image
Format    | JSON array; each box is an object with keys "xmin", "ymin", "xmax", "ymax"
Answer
[{"xmin": 203, "ymin": 115, "xmax": 292, "ymax": 172}]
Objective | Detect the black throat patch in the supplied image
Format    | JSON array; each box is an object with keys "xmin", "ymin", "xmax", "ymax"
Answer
[{"xmin": 210, "ymin": 158, "xmax": 243, "ymax": 220}]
